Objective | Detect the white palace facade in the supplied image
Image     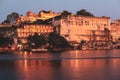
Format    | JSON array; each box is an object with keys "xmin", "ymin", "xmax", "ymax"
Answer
[
  {"xmin": 54, "ymin": 14, "xmax": 111, "ymax": 43},
  {"xmin": 2, "ymin": 10, "xmax": 119, "ymax": 44}
]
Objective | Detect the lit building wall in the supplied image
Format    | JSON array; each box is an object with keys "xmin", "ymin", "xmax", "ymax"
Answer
[
  {"xmin": 54, "ymin": 15, "xmax": 111, "ymax": 43},
  {"xmin": 111, "ymin": 19, "xmax": 120, "ymax": 41},
  {"xmin": 17, "ymin": 24, "xmax": 54, "ymax": 43},
  {"xmin": 16, "ymin": 10, "xmax": 61, "ymax": 24},
  {"xmin": 39, "ymin": 10, "xmax": 61, "ymax": 20}
]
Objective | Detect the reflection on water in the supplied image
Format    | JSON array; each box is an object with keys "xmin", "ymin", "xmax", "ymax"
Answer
[
  {"xmin": 1, "ymin": 50, "xmax": 120, "ymax": 60},
  {"xmin": 1, "ymin": 50, "xmax": 120, "ymax": 80},
  {"xmin": 1, "ymin": 59, "xmax": 120, "ymax": 80}
]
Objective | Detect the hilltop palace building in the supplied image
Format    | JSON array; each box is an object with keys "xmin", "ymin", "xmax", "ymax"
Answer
[
  {"xmin": 1, "ymin": 10, "xmax": 120, "ymax": 45},
  {"xmin": 16, "ymin": 10, "xmax": 60, "ymax": 44},
  {"xmin": 53, "ymin": 14, "xmax": 112, "ymax": 43},
  {"xmin": 16, "ymin": 10, "xmax": 120, "ymax": 44},
  {"xmin": 16, "ymin": 10, "xmax": 61, "ymax": 24},
  {"xmin": 111, "ymin": 19, "xmax": 120, "ymax": 40}
]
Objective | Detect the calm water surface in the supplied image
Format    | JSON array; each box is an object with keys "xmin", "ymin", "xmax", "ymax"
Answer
[{"xmin": 0, "ymin": 50, "xmax": 120, "ymax": 80}]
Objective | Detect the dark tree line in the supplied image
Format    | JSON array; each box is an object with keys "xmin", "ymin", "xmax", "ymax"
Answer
[
  {"xmin": 0, "ymin": 34, "xmax": 14, "ymax": 47},
  {"xmin": 0, "ymin": 26, "xmax": 17, "ymax": 47},
  {"xmin": 27, "ymin": 32, "xmax": 72, "ymax": 49},
  {"xmin": 27, "ymin": 33, "xmax": 47, "ymax": 48},
  {"xmin": 48, "ymin": 32, "xmax": 71, "ymax": 48},
  {"xmin": 76, "ymin": 9, "xmax": 94, "ymax": 16},
  {"xmin": 2, "ymin": 12, "xmax": 19, "ymax": 24},
  {"xmin": 61, "ymin": 9, "xmax": 94, "ymax": 17},
  {"xmin": 61, "ymin": 10, "xmax": 72, "ymax": 16}
]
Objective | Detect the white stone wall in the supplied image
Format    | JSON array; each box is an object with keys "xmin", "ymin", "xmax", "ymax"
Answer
[{"xmin": 55, "ymin": 15, "xmax": 111, "ymax": 43}]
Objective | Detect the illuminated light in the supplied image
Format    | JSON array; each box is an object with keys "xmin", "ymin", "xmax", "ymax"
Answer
[
  {"xmin": 75, "ymin": 50, "xmax": 79, "ymax": 54},
  {"xmin": 74, "ymin": 50, "xmax": 79, "ymax": 68},
  {"xmin": 20, "ymin": 51, "xmax": 23, "ymax": 54},
  {"xmin": 24, "ymin": 51, "xmax": 28, "ymax": 54},
  {"xmin": 24, "ymin": 60, "xmax": 28, "ymax": 69},
  {"xmin": 23, "ymin": 51, "xmax": 29, "ymax": 60},
  {"xmin": 74, "ymin": 50, "xmax": 79, "ymax": 58},
  {"xmin": 69, "ymin": 50, "xmax": 80, "ymax": 68},
  {"xmin": 70, "ymin": 59, "xmax": 79, "ymax": 69},
  {"xmin": 29, "ymin": 52, "xmax": 32, "ymax": 54}
]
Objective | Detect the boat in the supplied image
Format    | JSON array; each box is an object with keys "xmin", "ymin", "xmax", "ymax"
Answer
[{"xmin": 31, "ymin": 48, "xmax": 47, "ymax": 53}]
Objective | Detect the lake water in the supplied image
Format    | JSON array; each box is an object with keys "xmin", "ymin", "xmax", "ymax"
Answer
[{"xmin": 0, "ymin": 50, "xmax": 120, "ymax": 80}]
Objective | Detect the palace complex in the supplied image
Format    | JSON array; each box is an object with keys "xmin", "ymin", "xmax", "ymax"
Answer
[
  {"xmin": 1, "ymin": 10, "xmax": 120, "ymax": 47},
  {"xmin": 53, "ymin": 15, "xmax": 111, "ymax": 43}
]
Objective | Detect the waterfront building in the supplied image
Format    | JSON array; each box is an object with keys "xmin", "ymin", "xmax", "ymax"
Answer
[
  {"xmin": 17, "ymin": 23, "xmax": 54, "ymax": 44},
  {"xmin": 1, "ymin": 10, "xmax": 120, "ymax": 50},
  {"xmin": 53, "ymin": 14, "xmax": 111, "ymax": 43},
  {"xmin": 111, "ymin": 19, "xmax": 120, "ymax": 41}
]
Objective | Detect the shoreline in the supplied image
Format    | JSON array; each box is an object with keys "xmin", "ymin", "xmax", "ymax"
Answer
[{"xmin": 1, "ymin": 48, "xmax": 120, "ymax": 54}]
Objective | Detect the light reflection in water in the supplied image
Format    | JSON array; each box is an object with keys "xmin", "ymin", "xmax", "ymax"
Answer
[
  {"xmin": 5, "ymin": 59, "xmax": 118, "ymax": 80},
  {"xmin": 70, "ymin": 50, "xmax": 79, "ymax": 68},
  {"xmin": 15, "ymin": 60, "xmax": 59, "ymax": 80},
  {"xmin": 1, "ymin": 50, "xmax": 120, "ymax": 80}
]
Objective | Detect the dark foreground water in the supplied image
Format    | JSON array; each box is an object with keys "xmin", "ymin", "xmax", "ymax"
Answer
[{"xmin": 0, "ymin": 50, "xmax": 120, "ymax": 80}]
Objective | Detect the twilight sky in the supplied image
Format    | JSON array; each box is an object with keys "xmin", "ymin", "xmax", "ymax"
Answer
[{"xmin": 0, "ymin": 0, "xmax": 120, "ymax": 22}]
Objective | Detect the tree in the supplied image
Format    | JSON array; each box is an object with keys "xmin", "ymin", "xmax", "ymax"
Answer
[
  {"xmin": 27, "ymin": 33, "xmax": 47, "ymax": 48},
  {"xmin": 76, "ymin": 9, "xmax": 94, "ymax": 17},
  {"xmin": 0, "ymin": 34, "xmax": 14, "ymax": 47},
  {"xmin": 0, "ymin": 26, "xmax": 17, "ymax": 46},
  {"xmin": 0, "ymin": 34, "xmax": 6, "ymax": 47},
  {"xmin": 1, "ymin": 20, "xmax": 10, "ymax": 24},
  {"xmin": 61, "ymin": 10, "xmax": 72, "ymax": 16},
  {"xmin": 33, "ymin": 33, "xmax": 46, "ymax": 47},
  {"xmin": 0, "ymin": 26, "xmax": 17, "ymax": 38},
  {"xmin": 48, "ymin": 32, "xmax": 71, "ymax": 48},
  {"xmin": 2, "ymin": 12, "xmax": 19, "ymax": 24}
]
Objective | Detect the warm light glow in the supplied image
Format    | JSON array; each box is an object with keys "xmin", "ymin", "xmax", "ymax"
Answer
[{"xmin": 16, "ymin": 10, "xmax": 61, "ymax": 24}]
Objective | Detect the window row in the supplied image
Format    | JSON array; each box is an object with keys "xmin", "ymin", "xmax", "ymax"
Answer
[
  {"xmin": 24, "ymin": 26, "xmax": 52, "ymax": 29},
  {"xmin": 17, "ymin": 29, "xmax": 53, "ymax": 32}
]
